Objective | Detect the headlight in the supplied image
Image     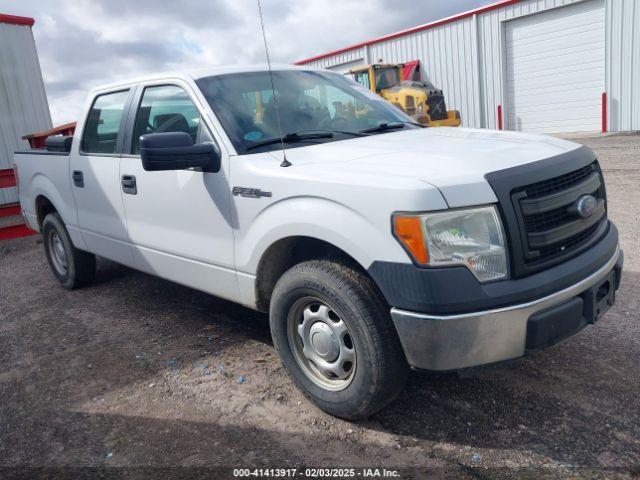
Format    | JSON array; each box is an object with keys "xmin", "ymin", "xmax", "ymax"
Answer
[
  {"xmin": 393, "ymin": 206, "xmax": 508, "ymax": 282},
  {"xmin": 417, "ymin": 103, "xmax": 424, "ymax": 113}
]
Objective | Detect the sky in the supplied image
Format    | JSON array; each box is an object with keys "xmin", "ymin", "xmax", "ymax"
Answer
[{"xmin": 1, "ymin": 0, "xmax": 493, "ymax": 125}]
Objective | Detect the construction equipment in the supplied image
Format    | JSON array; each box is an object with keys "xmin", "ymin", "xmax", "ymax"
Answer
[{"xmin": 349, "ymin": 63, "xmax": 461, "ymax": 127}]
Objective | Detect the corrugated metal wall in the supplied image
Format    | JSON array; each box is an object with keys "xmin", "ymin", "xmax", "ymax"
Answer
[
  {"xmin": 0, "ymin": 21, "xmax": 52, "ymax": 205},
  {"xmin": 299, "ymin": 0, "xmax": 640, "ymax": 133},
  {"xmin": 304, "ymin": 48, "xmax": 365, "ymax": 72},
  {"xmin": 606, "ymin": 0, "xmax": 640, "ymax": 132}
]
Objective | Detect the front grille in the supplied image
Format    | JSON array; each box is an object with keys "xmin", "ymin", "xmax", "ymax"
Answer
[
  {"xmin": 512, "ymin": 161, "xmax": 606, "ymax": 266},
  {"xmin": 518, "ymin": 163, "xmax": 595, "ymax": 199},
  {"xmin": 523, "ymin": 190, "xmax": 602, "ymax": 232},
  {"xmin": 426, "ymin": 95, "xmax": 447, "ymax": 121},
  {"xmin": 536, "ymin": 222, "xmax": 600, "ymax": 260}
]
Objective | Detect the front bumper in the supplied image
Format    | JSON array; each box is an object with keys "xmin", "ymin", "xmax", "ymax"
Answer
[{"xmin": 391, "ymin": 246, "xmax": 623, "ymax": 371}]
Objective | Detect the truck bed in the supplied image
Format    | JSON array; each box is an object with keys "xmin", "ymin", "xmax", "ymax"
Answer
[{"xmin": 13, "ymin": 149, "xmax": 75, "ymax": 232}]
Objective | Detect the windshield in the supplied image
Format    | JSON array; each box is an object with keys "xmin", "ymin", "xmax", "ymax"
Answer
[{"xmin": 196, "ymin": 70, "xmax": 417, "ymax": 154}]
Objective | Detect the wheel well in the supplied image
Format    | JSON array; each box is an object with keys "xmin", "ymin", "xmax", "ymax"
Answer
[
  {"xmin": 255, "ymin": 237, "xmax": 367, "ymax": 312},
  {"xmin": 35, "ymin": 195, "xmax": 57, "ymax": 229}
]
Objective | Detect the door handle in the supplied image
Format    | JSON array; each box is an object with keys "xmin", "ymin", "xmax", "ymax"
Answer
[
  {"xmin": 121, "ymin": 174, "xmax": 137, "ymax": 195},
  {"xmin": 72, "ymin": 170, "xmax": 84, "ymax": 188}
]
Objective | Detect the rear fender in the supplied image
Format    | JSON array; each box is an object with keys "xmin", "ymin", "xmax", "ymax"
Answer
[{"xmin": 30, "ymin": 173, "xmax": 86, "ymax": 249}]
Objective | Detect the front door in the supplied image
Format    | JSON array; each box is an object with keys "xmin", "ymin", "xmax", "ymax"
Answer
[
  {"xmin": 69, "ymin": 88, "xmax": 133, "ymax": 264},
  {"xmin": 119, "ymin": 83, "xmax": 238, "ymax": 301}
]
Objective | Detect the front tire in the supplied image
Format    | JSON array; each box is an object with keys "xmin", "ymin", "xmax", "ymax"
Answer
[
  {"xmin": 42, "ymin": 212, "xmax": 96, "ymax": 289},
  {"xmin": 270, "ymin": 260, "xmax": 408, "ymax": 419}
]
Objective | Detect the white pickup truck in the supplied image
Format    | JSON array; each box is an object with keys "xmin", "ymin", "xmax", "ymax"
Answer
[{"xmin": 14, "ymin": 65, "xmax": 623, "ymax": 419}]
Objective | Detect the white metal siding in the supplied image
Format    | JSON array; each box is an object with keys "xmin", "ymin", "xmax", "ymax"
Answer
[
  {"xmin": 304, "ymin": 48, "xmax": 365, "ymax": 71},
  {"xmin": 505, "ymin": 0, "xmax": 605, "ymax": 133},
  {"xmin": 297, "ymin": 0, "xmax": 640, "ymax": 133},
  {"xmin": 0, "ymin": 21, "xmax": 51, "ymax": 205},
  {"xmin": 326, "ymin": 59, "xmax": 365, "ymax": 74},
  {"xmin": 606, "ymin": 0, "xmax": 640, "ymax": 132}
]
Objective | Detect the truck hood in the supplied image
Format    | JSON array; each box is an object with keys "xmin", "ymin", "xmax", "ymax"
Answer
[{"xmin": 280, "ymin": 127, "xmax": 585, "ymax": 207}]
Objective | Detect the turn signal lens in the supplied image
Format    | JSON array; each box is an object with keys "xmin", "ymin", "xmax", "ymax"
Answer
[
  {"xmin": 393, "ymin": 215, "xmax": 428, "ymax": 264},
  {"xmin": 392, "ymin": 207, "xmax": 508, "ymax": 282}
]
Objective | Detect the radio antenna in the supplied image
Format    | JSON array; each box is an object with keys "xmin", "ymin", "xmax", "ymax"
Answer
[{"xmin": 257, "ymin": 0, "xmax": 291, "ymax": 167}]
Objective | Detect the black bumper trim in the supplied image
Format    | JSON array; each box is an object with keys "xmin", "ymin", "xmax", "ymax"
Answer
[
  {"xmin": 368, "ymin": 221, "xmax": 619, "ymax": 315},
  {"xmin": 526, "ymin": 252, "xmax": 622, "ymax": 351}
]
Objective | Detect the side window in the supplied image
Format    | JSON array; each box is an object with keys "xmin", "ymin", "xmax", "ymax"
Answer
[
  {"xmin": 354, "ymin": 71, "xmax": 370, "ymax": 90},
  {"xmin": 81, "ymin": 90, "xmax": 129, "ymax": 155},
  {"xmin": 131, "ymin": 85, "xmax": 205, "ymax": 154}
]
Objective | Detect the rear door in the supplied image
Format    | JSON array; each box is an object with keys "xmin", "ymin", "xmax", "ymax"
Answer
[{"xmin": 69, "ymin": 88, "xmax": 134, "ymax": 264}]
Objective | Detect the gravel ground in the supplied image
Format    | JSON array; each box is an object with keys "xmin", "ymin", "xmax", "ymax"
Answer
[{"xmin": 1, "ymin": 133, "xmax": 639, "ymax": 479}]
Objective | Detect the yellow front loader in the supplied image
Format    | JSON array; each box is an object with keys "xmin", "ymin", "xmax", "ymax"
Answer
[{"xmin": 349, "ymin": 64, "xmax": 461, "ymax": 127}]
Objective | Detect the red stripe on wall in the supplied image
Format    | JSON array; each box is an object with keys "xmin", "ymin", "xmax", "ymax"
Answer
[
  {"xmin": 0, "ymin": 204, "xmax": 21, "ymax": 218},
  {"xmin": 0, "ymin": 13, "xmax": 35, "ymax": 27},
  {"xmin": 0, "ymin": 169, "xmax": 16, "ymax": 189},
  {"xmin": 601, "ymin": 92, "xmax": 607, "ymax": 133},
  {"xmin": 0, "ymin": 224, "xmax": 36, "ymax": 241}
]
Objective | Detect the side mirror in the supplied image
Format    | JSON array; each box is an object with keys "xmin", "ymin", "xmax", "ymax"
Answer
[{"xmin": 139, "ymin": 132, "xmax": 220, "ymax": 173}]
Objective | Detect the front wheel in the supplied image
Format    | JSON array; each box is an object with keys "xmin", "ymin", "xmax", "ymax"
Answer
[{"xmin": 270, "ymin": 260, "xmax": 408, "ymax": 419}]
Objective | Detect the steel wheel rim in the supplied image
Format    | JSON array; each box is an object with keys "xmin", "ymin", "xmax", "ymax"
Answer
[
  {"xmin": 287, "ymin": 296, "xmax": 356, "ymax": 391},
  {"xmin": 49, "ymin": 230, "xmax": 68, "ymax": 274}
]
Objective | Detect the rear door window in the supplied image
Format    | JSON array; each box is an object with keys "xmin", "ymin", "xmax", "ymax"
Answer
[{"xmin": 81, "ymin": 90, "xmax": 129, "ymax": 154}]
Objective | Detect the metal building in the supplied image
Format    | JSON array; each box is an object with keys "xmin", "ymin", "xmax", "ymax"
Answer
[
  {"xmin": 0, "ymin": 13, "xmax": 51, "ymax": 206},
  {"xmin": 294, "ymin": 0, "xmax": 640, "ymax": 134}
]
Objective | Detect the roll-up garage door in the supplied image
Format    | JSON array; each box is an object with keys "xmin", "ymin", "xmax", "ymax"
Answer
[{"xmin": 505, "ymin": 0, "xmax": 605, "ymax": 133}]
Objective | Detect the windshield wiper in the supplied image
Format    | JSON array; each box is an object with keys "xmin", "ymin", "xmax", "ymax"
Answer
[
  {"xmin": 294, "ymin": 129, "xmax": 370, "ymax": 137},
  {"xmin": 359, "ymin": 121, "xmax": 423, "ymax": 134},
  {"xmin": 246, "ymin": 131, "xmax": 334, "ymax": 151},
  {"xmin": 245, "ymin": 128, "xmax": 370, "ymax": 152}
]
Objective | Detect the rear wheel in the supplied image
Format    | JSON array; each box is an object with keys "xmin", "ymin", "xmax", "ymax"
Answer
[
  {"xmin": 42, "ymin": 212, "xmax": 96, "ymax": 289},
  {"xmin": 270, "ymin": 260, "xmax": 408, "ymax": 419}
]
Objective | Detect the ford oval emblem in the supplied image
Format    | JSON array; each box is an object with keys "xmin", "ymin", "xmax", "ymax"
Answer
[{"xmin": 575, "ymin": 194, "xmax": 597, "ymax": 218}]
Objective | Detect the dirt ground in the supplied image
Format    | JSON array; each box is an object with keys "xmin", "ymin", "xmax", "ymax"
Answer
[{"xmin": 1, "ymin": 133, "xmax": 639, "ymax": 479}]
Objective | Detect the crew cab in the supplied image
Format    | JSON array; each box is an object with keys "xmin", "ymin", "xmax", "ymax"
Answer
[{"xmin": 13, "ymin": 65, "xmax": 623, "ymax": 419}]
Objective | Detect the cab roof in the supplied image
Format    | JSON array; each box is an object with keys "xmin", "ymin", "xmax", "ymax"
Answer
[
  {"xmin": 349, "ymin": 63, "xmax": 401, "ymax": 73},
  {"xmin": 90, "ymin": 64, "xmax": 323, "ymax": 94}
]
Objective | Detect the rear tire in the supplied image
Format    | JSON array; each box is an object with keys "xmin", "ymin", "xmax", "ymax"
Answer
[
  {"xmin": 270, "ymin": 260, "xmax": 408, "ymax": 419},
  {"xmin": 42, "ymin": 212, "xmax": 96, "ymax": 289}
]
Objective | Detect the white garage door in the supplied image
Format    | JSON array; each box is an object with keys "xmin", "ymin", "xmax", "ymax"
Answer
[{"xmin": 505, "ymin": 0, "xmax": 605, "ymax": 133}]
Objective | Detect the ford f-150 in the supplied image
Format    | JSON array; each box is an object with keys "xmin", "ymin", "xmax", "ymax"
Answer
[{"xmin": 13, "ymin": 65, "xmax": 623, "ymax": 419}]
